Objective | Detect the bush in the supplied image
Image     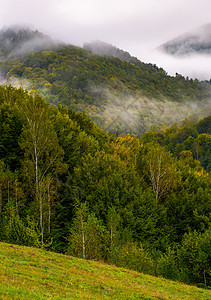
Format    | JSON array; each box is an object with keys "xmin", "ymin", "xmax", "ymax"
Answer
[{"xmin": 112, "ymin": 242, "xmax": 154, "ymax": 275}]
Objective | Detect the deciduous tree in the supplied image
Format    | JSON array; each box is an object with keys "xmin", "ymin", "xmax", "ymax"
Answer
[
  {"xmin": 143, "ymin": 144, "xmax": 179, "ymax": 203},
  {"xmin": 19, "ymin": 93, "xmax": 65, "ymax": 244}
]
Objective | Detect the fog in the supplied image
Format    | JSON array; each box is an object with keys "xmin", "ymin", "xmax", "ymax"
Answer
[
  {"xmin": 1, "ymin": 66, "xmax": 210, "ymax": 136},
  {"xmin": 90, "ymin": 86, "xmax": 211, "ymax": 135},
  {"xmin": 142, "ymin": 50, "xmax": 211, "ymax": 80},
  {"xmin": 0, "ymin": 26, "xmax": 57, "ymax": 60},
  {"xmin": 0, "ymin": 0, "xmax": 210, "ymax": 79}
]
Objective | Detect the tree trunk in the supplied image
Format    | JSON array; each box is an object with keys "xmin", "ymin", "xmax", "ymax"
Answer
[
  {"xmin": 15, "ymin": 182, "xmax": 19, "ymax": 215},
  {"xmin": 82, "ymin": 230, "xmax": 85, "ymax": 259},
  {"xmin": 203, "ymin": 269, "xmax": 207, "ymax": 287},
  {"xmin": 35, "ymin": 146, "xmax": 44, "ymax": 244},
  {"xmin": 48, "ymin": 182, "xmax": 51, "ymax": 234},
  {"xmin": 7, "ymin": 178, "xmax": 10, "ymax": 202},
  {"xmin": 110, "ymin": 226, "xmax": 113, "ymax": 245},
  {"xmin": 81, "ymin": 217, "xmax": 86, "ymax": 259},
  {"xmin": 40, "ymin": 191, "xmax": 44, "ymax": 245},
  {"xmin": 39, "ymin": 199, "xmax": 44, "ymax": 245},
  {"xmin": 0, "ymin": 184, "xmax": 2, "ymax": 217}
]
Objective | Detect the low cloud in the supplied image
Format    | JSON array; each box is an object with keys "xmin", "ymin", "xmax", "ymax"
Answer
[
  {"xmin": 142, "ymin": 49, "xmax": 211, "ymax": 80},
  {"xmin": 0, "ymin": 26, "xmax": 58, "ymax": 60},
  {"xmin": 0, "ymin": 1, "xmax": 211, "ymax": 79},
  {"xmin": 0, "ymin": 74, "xmax": 32, "ymax": 91},
  {"xmin": 91, "ymin": 86, "xmax": 211, "ymax": 135}
]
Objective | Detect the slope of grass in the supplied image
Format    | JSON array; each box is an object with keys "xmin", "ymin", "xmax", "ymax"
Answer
[{"xmin": 0, "ymin": 242, "xmax": 210, "ymax": 299}]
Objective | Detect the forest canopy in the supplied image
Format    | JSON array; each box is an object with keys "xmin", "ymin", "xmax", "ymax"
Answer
[
  {"xmin": 0, "ymin": 84, "xmax": 210, "ymax": 288},
  {"xmin": 0, "ymin": 38, "xmax": 210, "ymax": 135}
]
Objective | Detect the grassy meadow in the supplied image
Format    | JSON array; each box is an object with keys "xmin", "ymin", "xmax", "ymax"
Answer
[{"xmin": 0, "ymin": 242, "xmax": 210, "ymax": 299}]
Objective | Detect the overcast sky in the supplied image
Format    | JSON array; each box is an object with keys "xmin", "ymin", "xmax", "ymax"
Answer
[{"xmin": 0, "ymin": 0, "xmax": 211, "ymax": 79}]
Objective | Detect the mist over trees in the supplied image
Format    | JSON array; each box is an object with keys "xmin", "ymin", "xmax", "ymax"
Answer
[
  {"xmin": 159, "ymin": 23, "xmax": 211, "ymax": 56},
  {"xmin": 0, "ymin": 27, "xmax": 210, "ymax": 288},
  {"xmin": 0, "ymin": 27, "xmax": 210, "ymax": 137},
  {"xmin": 0, "ymin": 84, "xmax": 210, "ymax": 288},
  {"xmin": 0, "ymin": 27, "xmax": 56, "ymax": 59}
]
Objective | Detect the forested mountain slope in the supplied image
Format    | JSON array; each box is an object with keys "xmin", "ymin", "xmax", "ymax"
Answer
[
  {"xmin": 0, "ymin": 27, "xmax": 55, "ymax": 60},
  {"xmin": 160, "ymin": 23, "xmax": 211, "ymax": 56},
  {"xmin": 0, "ymin": 85, "xmax": 210, "ymax": 288},
  {"xmin": 0, "ymin": 27, "xmax": 210, "ymax": 135},
  {"xmin": 83, "ymin": 40, "xmax": 145, "ymax": 66},
  {"xmin": 0, "ymin": 29, "xmax": 210, "ymax": 288}
]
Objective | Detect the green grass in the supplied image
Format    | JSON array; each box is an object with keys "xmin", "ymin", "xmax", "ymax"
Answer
[{"xmin": 0, "ymin": 242, "xmax": 210, "ymax": 299}]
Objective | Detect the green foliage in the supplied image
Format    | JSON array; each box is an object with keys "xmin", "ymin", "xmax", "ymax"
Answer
[
  {"xmin": 140, "ymin": 143, "xmax": 179, "ymax": 203},
  {"xmin": 0, "ymin": 84, "xmax": 210, "ymax": 287},
  {"xmin": 68, "ymin": 202, "xmax": 107, "ymax": 260},
  {"xmin": 112, "ymin": 242, "xmax": 154, "ymax": 275},
  {"xmin": 70, "ymin": 149, "xmax": 138, "ymax": 224},
  {"xmin": 107, "ymin": 205, "xmax": 121, "ymax": 247},
  {"xmin": 133, "ymin": 189, "xmax": 171, "ymax": 252},
  {"xmin": 142, "ymin": 117, "xmax": 211, "ymax": 171},
  {"xmin": 178, "ymin": 229, "xmax": 211, "ymax": 287},
  {"xmin": 1, "ymin": 204, "xmax": 41, "ymax": 247},
  {"xmin": 196, "ymin": 115, "xmax": 211, "ymax": 134},
  {"xmin": 156, "ymin": 247, "xmax": 179, "ymax": 280},
  {"xmin": 0, "ymin": 100, "xmax": 23, "ymax": 170},
  {"xmin": 1, "ymin": 43, "xmax": 210, "ymax": 135}
]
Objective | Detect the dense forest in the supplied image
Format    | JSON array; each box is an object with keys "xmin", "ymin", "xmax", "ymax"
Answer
[
  {"xmin": 0, "ymin": 28, "xmax": 210, "ymax": 135},
  {"xmin": 0, "ymin": 84, "xmax": 210, "ymax": 288}
]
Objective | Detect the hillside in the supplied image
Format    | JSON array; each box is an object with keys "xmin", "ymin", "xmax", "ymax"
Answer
[
  {"xmin": 159, "ymin": 23, "xmax": 211, "ymax": 56},
  {"xmin": 0, "ymin": 84, "xmax": 210, "ymax": 289},
  {"xmin": 0, "ymin": 26, "xmax": 210, "ymax": 135},
  {"xmin": 0, "ymin": 27, "xmax": 56, "ymax": 60},
  {"xmin": 0, "ymin": 242, "xmax": 210, "ymax": 300},
  {"xmin": 83, "ymin": 40, "xmax": 144, "ymax": 66}
]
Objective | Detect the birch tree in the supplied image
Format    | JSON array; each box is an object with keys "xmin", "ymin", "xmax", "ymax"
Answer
[
  {"xmin": 71, "ymin": 202, "xmax": 88, "ymax": 259},
  {"xmin": 144, "ymin": 144, "xmax": 178, "ymax": 203},
  {"xmin": 19, "ymin": 93, "xmax": 65, "ymax": 244},
  {"xmin": 69, "ymin": 202, "xmax": 106, "ymax": 260},
  {"xmin": 0, "ymin": 160, "xmax": 6, "ymax": 217}
]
